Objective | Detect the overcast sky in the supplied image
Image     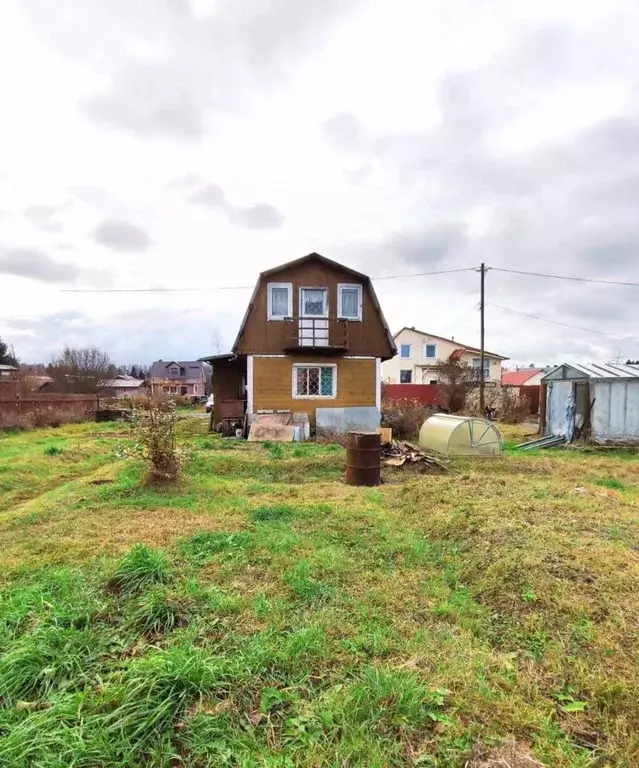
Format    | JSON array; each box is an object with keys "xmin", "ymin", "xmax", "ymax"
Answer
[{"xmin": 2, "ymin": 0, "xmax": 639, "ymax": 367}]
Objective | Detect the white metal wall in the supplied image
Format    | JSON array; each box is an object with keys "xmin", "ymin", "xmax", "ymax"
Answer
[
  {"xmin": 592, "ymin": 380, "xmax": 639, "ymax": 444},
  {"xmin": 546, "ymin": 380, "xmax": 575, "ymax": 438}
]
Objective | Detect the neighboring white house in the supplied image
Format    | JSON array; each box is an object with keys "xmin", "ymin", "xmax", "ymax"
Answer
[{"xmin": 382, "ymin": 327, "xmax": 507, "ymax": 384}]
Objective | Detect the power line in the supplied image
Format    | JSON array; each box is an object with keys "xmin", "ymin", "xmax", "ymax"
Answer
[
  {"xmin": 372, "ymin": 267, "xmax": 476, "ymax": 281},
  {"xmin": 491, "ymin": 267, "xmax": 639, "ymax": 288},
  {"xmin": 59, "ymin": 285, "xmax": 254, "ymax": 293},
  {"xmin": 490, "ymin": 302, "xmax": 639, "ymax": 342},
  {"xmin": 59, "ymin": 266, "xmax": 477, "ymax": 292}
]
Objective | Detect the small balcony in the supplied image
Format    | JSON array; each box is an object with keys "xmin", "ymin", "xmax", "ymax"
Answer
[{"xmin": 282, "ymin": 317, "xmax": 349, "ymax": 353}]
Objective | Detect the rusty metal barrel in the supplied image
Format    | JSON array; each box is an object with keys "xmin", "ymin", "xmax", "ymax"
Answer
[{"xmin": 346, "ymin": 431, "xmax": 381, "ymax": 486}]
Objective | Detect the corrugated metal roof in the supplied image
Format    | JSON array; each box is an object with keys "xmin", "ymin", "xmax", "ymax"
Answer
[{"xmin": 543, "ymin": 362, "xmax": 639, "ymax": 381}]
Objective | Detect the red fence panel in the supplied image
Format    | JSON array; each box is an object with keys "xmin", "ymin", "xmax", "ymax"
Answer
[
  {"xmin": 0, "ymin": 394, "xmax": 99, "ymax": 429},
  {"xmin": 383, "ymin": 384, "xmax": 440, "ymax": 405},
  {"xmin": 519, "ymin": 385, "xmax": 540, "ymax": 414}
]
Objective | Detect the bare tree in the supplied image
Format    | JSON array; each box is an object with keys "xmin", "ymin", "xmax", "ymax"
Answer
[
  {"xmin": 48, "ymin": 345, "xmax": 113, "ymax": 394},
  {"xmin": 0, "ymin": 337, "xmax": 18, "ymax": 367},
  {"xmin": 436, "ymin": 358, "xmax": 475, "ymax": 413},
  {"xmin": 210, "ymin": 327, "xmax": 225, "ymax": 355}
]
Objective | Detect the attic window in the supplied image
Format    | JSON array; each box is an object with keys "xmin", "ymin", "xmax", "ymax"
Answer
[
  {"xmin": 268, "ymin": 282, "xmax": 293, "ymax": 320},
  {"xmin": 338, "ymin": 284, "xmax": 362, "ymax": 320}
]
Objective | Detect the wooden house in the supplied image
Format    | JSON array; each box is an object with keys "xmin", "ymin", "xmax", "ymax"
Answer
[{"xmin": 202, "ymin": 253, "xmax": 396, "ymax": 429}]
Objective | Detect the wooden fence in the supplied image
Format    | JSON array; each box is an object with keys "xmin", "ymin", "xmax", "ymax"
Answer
[{"xmin": 0, "ymin": 394, "xmax": 99, "ymax": 429}]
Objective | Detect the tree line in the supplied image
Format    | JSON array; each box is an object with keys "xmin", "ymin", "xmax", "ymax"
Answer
[{"xmin": 1, "ymin": 337, "xmax": 151, "ymax": 395}]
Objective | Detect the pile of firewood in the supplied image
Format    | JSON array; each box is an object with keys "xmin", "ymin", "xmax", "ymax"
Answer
[{"xmin": 381, "ymin": 440, "xmax": 448, "ymax": 471}]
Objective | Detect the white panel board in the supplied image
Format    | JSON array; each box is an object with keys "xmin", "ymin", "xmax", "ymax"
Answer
[
  {"xmin": 592, "ymin": 380, "xmax": 639, "ymax": 443},
  {"xmin": 546, "ymin": 381, "xmax": 574, "ymax": 438}
]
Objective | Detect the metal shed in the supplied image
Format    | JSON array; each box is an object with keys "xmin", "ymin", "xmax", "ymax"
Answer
[{"xmin": 541, "ymin": 362, "xmax": 639, "ymax": 444}]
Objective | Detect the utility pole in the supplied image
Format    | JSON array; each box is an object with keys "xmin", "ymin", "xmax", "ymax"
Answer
[{"xmin": 479, "ymin": 263, "xmax": 486, "ymax": 412}]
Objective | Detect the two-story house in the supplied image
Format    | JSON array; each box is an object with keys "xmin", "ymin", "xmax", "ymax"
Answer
[
  {"xmin": 150, "ymin": 360, "xmax": 208, "ymax": 397},
  {"xmin": 202, "ymin": 253, "xmax": 396, "ymax": 428},
  {"xmin": 382, "ymin": 327, "xmax": 507, "ymax": 384}
]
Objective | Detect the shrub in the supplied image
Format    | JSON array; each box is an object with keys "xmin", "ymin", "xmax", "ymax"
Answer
[
  {"xmin": 129, "ymin": 395, "xmax": 183, "ymax": 483},
  {"xmin": 436, "ymin": 359, "xmax": 475, "ymax": 413},
  {"xmin": 381, "ymin": 398, "xmax": 434, "ymax": 439}
]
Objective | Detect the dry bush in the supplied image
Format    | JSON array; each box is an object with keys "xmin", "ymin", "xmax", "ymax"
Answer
[
  {"xmin": 436, "ymin": 359, "xmax": 475, "ymax": 413},
  {"xmin": 381, "ymin": 398, "xmax": 434, "ymax": 439},
  {"xmin": 129, "ymin": 395, "xmax": 183, "ymax": 483},
  {"xmin": 466, "ymin": 385, "xmax": 532, "ymax": 423}
]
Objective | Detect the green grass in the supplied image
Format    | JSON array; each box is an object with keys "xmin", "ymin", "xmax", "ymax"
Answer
[{"xmin": 0, "ymin": 420, "xmax": 638, "ymax": 765}]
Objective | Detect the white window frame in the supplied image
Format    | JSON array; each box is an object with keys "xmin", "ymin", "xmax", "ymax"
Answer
[
  {"xmin": 267, "ymin": 282, "xmax": 293, "ymax": 320},
  {"xmin": 399, "ymin": 369, "xmax": 413, "ymax": 383},
  {"xmin": 292, "ymin": 363, "xmax": 337, "ymax": 399},
  {"xmin": 400, "ymin": 344, "xmax": 412, "ymax": 359},
  {"xmin": 424, "ymin": 343, "xmax": 437, "ymax": 359},
  {"xmin": 337, "ymin": 283, "xmax": 363, "ymax": 321},
  {"xmin": 472, "ymin": 357, "xmax": 491, "ymax": 379}
]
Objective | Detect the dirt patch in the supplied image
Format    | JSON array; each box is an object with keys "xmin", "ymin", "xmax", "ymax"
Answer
[{"xmin": 467, "ymin": 741, "xmax": 545, "ymax": 767}]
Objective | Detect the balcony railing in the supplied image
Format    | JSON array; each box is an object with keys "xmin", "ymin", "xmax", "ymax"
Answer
[{"xmin": 282, "ymin": 317, "xmax": 349, "ymax": 352}]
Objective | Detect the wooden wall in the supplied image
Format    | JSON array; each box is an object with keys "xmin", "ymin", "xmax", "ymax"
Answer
[
  {"xmin": 252, "ymin": 355, "xmax": 376, "ymax": 425},
  {"xmin": 236, "ymin": 260, "xmax": 393, "ymax": 359},
  {"xmin": 211, "ymin": 358, "xmax": 246, "ymax": 424}
]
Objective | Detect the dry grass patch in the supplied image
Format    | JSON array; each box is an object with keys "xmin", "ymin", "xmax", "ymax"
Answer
[{"xmin": 1, "ymin": 421, "xmax": 638, "ymax": 765}]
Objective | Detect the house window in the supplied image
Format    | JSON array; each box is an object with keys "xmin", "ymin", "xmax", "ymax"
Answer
[
  {"xmin": 268, "ymin": 282, "xmax": 293, "ymax": 320},
  {"xmin": 170, "ymin": 386, "xmax": 179, "ymax": 394},
  {"xmin": 400, "ymin": 344, "xmax": 412, "ymax": 358},
  {"xmin": 293, "ymin": 365, "xmax": 336, "ymax": 398},
  {"xmin": 338, "ymin": 283, "xmax": 362, "ymax": 320},
  {"xmin": 400, "ymin": 370, "xmax": 412, "ymax": 383},
  {"xmin": 425, "ymin": 344, "xmax": 437, "ymax": 358},
  {"xmin": 168, "ymin": 365, "xmax": 180, "ymax": 377},
  {"xmin": 429, "ymin": 379, "xmax": 437, "ymax": 385},
  {"xmin": 472, "ymin": 358, "xmax": 490, "ymax": 379}
]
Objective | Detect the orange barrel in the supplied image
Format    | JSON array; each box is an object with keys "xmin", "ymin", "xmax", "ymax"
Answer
[{"xmin": 346, "ymin": 431, "xmax": 381, "ymax": 486}]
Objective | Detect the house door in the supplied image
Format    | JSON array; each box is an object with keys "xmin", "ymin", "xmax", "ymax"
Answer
[{"xmin": 299, "ymin": 288, "xmax": 328, "ymax": 346}]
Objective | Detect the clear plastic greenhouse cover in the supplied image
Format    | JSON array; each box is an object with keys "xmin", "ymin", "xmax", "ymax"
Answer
[{"xmin": 419, "ymin": 414, "xmax": 504, "ymax": 457}]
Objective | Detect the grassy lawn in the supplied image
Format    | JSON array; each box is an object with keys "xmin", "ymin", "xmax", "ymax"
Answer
[{"xmin": 0, "ymin": 419, "xmax": 638, "ymax": 766}]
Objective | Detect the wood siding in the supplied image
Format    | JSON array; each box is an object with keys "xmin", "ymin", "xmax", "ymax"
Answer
[
  {"xmin": 211, "ymin": 358, "xmax": 246, "ymax": 424},
  {"xmin": 252, "ymin": 356, "xmax": 376, "ymax": 425},
  {"xmin": 236, "ymin": 261, "xmax": 393, "ymax": 358}
]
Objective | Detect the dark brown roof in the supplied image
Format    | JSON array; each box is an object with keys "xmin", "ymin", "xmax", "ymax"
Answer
[{"xmin": 232, "ymin": 252, "xmax": 397, "ymax": 357}]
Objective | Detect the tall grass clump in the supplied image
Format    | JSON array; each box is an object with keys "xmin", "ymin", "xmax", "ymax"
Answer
[
  {"xmin": 129, "ymin": 588, "xmax": 192, "ymax": 635},
  {"xmin": 108, "ymin": 544, "xmax": 172, "ymax": 596},
  {"xmin": 0, "ymin": 625, "xmax": 101, "ymax": 704},
  {"xmin": 105, "ymin": 646, "xmax": 224, "ymax": 747}
]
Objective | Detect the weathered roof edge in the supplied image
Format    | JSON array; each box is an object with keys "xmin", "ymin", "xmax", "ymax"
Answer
[
  {"xmin": 542, "ymin": 362, "xmax": 639, "ymax": 381},
  {"xmin": 231, "ymin": 252, "xmax": 397, "ymax": 359},
  {"xmin": 394, "ymin": 326, "xmax": 508, "ymax": 360}
]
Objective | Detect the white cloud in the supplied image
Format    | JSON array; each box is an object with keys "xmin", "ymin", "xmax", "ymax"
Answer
[{"xmin": 1, "ymin": 0, "xmax": 639, "ymax": 365}]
